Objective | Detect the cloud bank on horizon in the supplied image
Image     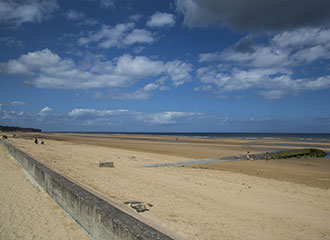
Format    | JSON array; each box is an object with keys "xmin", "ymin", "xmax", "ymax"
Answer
[{"xmin": 1, "ymin": 0, "xmax": 330, "ymax": 132}]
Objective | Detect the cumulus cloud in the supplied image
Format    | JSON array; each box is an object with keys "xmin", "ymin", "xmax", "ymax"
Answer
[
  {"xmin": 0, "ymin": 49, "xmax": 192, "ymax": 92},
  {"xmin": 196, "ymin": 65, "xmax": 330, "ymax": 99},
  {"xmin": 78, "ymin": 23, "xmax": 155, "ymax": 48},
  {"xmin": 38, "ymin": 106, "xmax": 52, "ymax": 117},
  {"xmin": 197, "ymin": 67, "xmax": 288, "ymax": 92},
  {"xmin": 175, "ymin": 0, "xmax": 330, "ymax": 32},
  {"xmin": 122, "ymin": 29, "xmax": 154, "ymax": 45},
  {"xmin": 147, "ymin": 12, "xmax": 175, "ymax": 28},
  {"xmin": 200, "ymin": 28, "xmax": 330, "ymax": 67},
  {"xmin": 0, "ymin": 0, "xmax": 59, "ymax": 26},
  {"xmin": 196, "ymin": 27, "xmax": 330, "ymax": 99}
]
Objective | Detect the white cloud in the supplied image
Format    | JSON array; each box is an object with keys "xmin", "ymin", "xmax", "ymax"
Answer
[
  {"xmin": 78, "ymin": 23, "xmax": 134, "ymax": 46},
  {"xmin": 0, "ymin": 48, "xmax": 66, "ymax": 74},
  {"xmin": 0, "ymin": 106, "xmax": 208, "ymax": 130},
  {"xmin": 200, "ymin": 27, "xmax": 330, "ymax": 67},
  {"xmin": 39, "ymin": 106, "xmax": 52, "ymax": 117},
  {"xmin": 9, "ymin": 101, "xmax": 27, "ymax": 106},
  {"xmin": 220, "ymin": 45, "xmax": 289, "ymax": 68},
  {"xmin": 137, "ymin": 111, "xmax": 199, "ymax": 125},
  {"xmin": 68, "ymin": 108, "xmax": 200, "ymax": 126},
  {"xmin": 123, "ymin": 29, "xmax": 154, "ymax": 45},
  {"xmin": 197, "ymin": 65, "xmax": 330, "ymax": 99},
  {"xmin": 0, "ymin": 49, "xmax": 192, "ymax": 92},
  {"xmin": 166, "ymin": 60, "xmax": 192, "ymax": 86},
  {"xmin": 272, "ymin": 27, "xmax": 330, "ymax": 49},
  {"xmin": 78, "ymin": 23, "xmax": 155, "ymax": 48},
  {"xmin": 197, "ymin": 27, "xmax": 330, "ymax": 99},
  {"xmin": 68, "ymin": 108, "xmax": 130, "ymax": 118},
  {"xmin": 197, "ymin": 67, "xmax": 286, "ymax": 92},
  {"xmin": 0, "ymin": 0, "xmax": 59, "ymax": 26},
  {"xmin": 302, "ymin": 75, "xmax": 330, "ymax": 91},
  {"xmin": 147, "ymin": 12, "xmax": 175, "ymax": 28}
]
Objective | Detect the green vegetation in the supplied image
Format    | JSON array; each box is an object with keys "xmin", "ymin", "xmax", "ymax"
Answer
[
  {"xmin": 267, "ymin": 148, "xmax": 327, "ymax": 159},
  {"xmin": 0, "ymin": 125, "xmax": 41, "ymax": 132}
]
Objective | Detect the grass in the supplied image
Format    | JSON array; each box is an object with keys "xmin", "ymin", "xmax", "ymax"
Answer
[{"xmin": 268, "ymin": 148, "xmax": 327, "ymax": 159}]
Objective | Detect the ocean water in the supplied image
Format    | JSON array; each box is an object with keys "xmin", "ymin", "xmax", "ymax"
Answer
[{"xmin": 81, "ymin": 132, "xmax": 330, "ymax": 141}]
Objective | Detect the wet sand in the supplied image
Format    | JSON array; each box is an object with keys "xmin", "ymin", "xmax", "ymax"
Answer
[
  {"xmin": 0, "ymin": 144, "xmax": 90, "ymax": 240},
  {"xmin": 191, "ymin": 158, "xmax": 330, "ymax": 189},
  {"xmin": 2, "ymin": 132, "xmax": 330, "ymax": 240}
]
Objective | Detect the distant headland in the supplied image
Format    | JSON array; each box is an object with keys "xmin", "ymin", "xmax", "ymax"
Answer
[{"xmin": 0, "ymin": 125, "xmax": 42, "ymax": 132}]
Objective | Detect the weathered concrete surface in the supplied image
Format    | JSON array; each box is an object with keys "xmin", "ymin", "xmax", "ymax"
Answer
[
  {"xmin": 0, "ymin": 140, "xmax": 173, "ymax": 240},
  {"xmin": 99, "ymin": 161, "xmax": 114, "ymax": 167}
]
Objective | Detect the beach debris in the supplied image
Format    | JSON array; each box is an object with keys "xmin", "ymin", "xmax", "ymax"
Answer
[
  {"xmin": 124, "ymin": 201, "xmax": 151, "ymax": 213},
  {"xmin": 130, "ymin": 155, "xmax": 137, "ymax": 160},
  {"xmin": 99, "ymin": 161, "xmax": 114, "ymax": 167}
]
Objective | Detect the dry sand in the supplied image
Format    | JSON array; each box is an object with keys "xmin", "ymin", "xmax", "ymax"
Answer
[
  {"xmin": 0, "ymin": 144, "xmax": 90, "ymax": 240},
  {"xmin": 3, "ymin": 133, "xmax": 330, "ymax": 240}
]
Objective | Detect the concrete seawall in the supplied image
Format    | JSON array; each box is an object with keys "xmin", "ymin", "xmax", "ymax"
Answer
[{"xmin": 0, "ymin": 140, "xmax": 173, "ymax": 240}]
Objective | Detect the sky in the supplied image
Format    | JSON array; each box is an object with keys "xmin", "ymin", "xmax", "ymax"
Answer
[{"xmin": 1, "ymin": 0, "xmax": 330, "ymax": 133}]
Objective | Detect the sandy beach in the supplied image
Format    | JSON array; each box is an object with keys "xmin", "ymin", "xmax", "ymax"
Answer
[
  {"xmin": 2, "ymin": 132, "xmax": 330, "ymax": 239},
  {"xmin": 0, "ymin": 143, "xmax": 90, "ymax": 240}
]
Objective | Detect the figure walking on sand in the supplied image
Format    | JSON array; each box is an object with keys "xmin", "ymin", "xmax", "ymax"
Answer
[
  {"xmin": 34, "ymin": 138, "xmax": 38, "ymax": 144},
  {"xmin": 246, "ymin": 151, "xmax": 254, "ymax": 160}
]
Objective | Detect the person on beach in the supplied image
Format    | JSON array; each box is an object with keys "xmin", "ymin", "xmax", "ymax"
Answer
[
  {"xmin": 34, "ymin": 138, "xmax": 38, "ymax": 144},
  {"xmin": 41, "ymin": 139, "xmax": 45, "ymax": 145},
  {"xmin": 246, "ymin": 151, "xmax": 250, "ymax": 160}
]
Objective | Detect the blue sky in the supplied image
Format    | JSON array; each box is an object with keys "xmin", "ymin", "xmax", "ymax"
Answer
[{"xmin": 1, "ymin": 0, "xmax": 330, "ymax": 132}]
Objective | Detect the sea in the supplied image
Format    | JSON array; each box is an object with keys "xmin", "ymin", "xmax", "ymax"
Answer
[{"xmin": 68, "ymin": 132, "xmax": 330, "ymax": 142}]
